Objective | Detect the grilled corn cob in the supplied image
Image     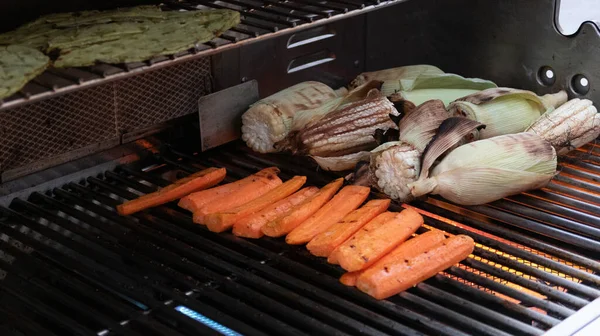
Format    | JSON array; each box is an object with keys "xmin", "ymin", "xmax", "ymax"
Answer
[
  {"xmin": 363, "ymin": 100, "xmax": 449, "ymax": 201},
  {"xmin": 275, "ymin": 88, "xmax": 400, "ymax": 160},
  {"xmin": 380, "ymin": 73, "xmax": 497, "ymax": 106},
  {"xmin": 448, "ymin": 88, "xmax": 568, "ymax": 141},
  {"xmin": 526, "ymin": 98, "xmax": 600, "ymax": 155},
  {"xmin": 241, "ymin": 81, "xmax": 337, "ymax": 153},
  {"xmin": 349, "ymin": 65, "xmax": 444, "ymax": 90},
  {"xmin": 408, "ymin": 126, "xmax": 557, "ymax": 205}
]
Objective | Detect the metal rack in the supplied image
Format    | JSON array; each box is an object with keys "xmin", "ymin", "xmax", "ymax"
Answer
[
  {"xmin": 1, "ymin": 141, "xmax": 599, "ymax": 335},
  {"xmin": 0, "ymin": 0, "xmax": 402, "ymax": 110}
]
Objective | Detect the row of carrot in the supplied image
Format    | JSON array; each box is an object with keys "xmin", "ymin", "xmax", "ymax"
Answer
[{"xmin": 116, "ymin": 166, "xmax": 475, "ymax": 300}]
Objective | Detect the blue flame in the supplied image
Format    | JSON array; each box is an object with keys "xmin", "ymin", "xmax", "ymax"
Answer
[{"xmin": 174, "ymin": 305, "xmax": 242, "ymax": 336}]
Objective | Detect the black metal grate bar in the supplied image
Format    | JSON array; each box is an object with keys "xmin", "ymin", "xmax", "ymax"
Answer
[{"xmin": 1, "ymin": 141, "xmax": 599, "ymax": 335}]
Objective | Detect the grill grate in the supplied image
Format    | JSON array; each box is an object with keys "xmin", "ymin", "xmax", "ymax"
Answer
[{"xmin": 1, "ymin": 141, "xmax": 600, "ymax": 335}]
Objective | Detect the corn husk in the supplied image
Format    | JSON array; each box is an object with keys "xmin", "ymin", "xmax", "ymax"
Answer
[
  {"xmin": 448, "ymin": 88, "xmax": 568, "ymax": 141},
  {"xmin": 312, "ymin": 152, "xmax": 372, "ymax": 171},
  {"xmin": 362, "ymin": 100, "xmax": 450, "ymax": 201},
  {"xmin": 0, "ymin": 45, "xmax": 50, "ymax": 99},
  {"xmin": 241, "ymin": 81, "xmax": 337, "ymax": 153},
  {"xmin": 526, "ymin": 98, "xmax": 600, "ymax": 155},
  {"xmin": 275, "ymin": 88, "xmax": 400, "ymax": 159},
  {"xmin": 408, "ymin": 118, "xmax": 557, "ymax": 205},
  {"xmin": 349, "ymin": 65, "xmax": 444, "ymax": 90},
  {"xmin": 380, "ymin": 73, "xmax": 497, "ymax": 106}
]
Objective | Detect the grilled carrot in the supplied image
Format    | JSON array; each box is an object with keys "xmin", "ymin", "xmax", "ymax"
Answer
[
  {"xmin": 193, "ymin": 168, "xmax": 282, "ymax": 225},
  {"xmin": 339, "ymin": 231, "xmax": 445, "ymax": 287},
  {"xmin": 285, "ymin": 185, "xmax": 371, "ymax": 245},
  {"xmin": 327, "ymin": 253, "xmax": 340, "ymax": 265},
  {"xmin": 117, "ymin": 167, "xmax": 226, "ymax": 216},
  {"xmin": 307, "ymin": 199, "xmax": 390, "ymax": 257},
  {"xmin": 340, "ymin": 272, "xmax": 360, "ymax": 287},
  {"xmin": 232, "ymin": 186, "xmax": 318, "ymax": 238},
  {"xmin": 356, "ymin": 234, "xmax": 475, "ymax": 300},
  {"xmin": 179, "ymin": 167, "xmax": 280, "ymax": 212},
  {"xmin": 262, "ymin": 178, "xmax": 344, "ymax": 237},
  {"xmin": 205, "ymin": 176, "xmax": 307, "ymax": 232},
  {"xmin": 331, "ymin": 208, "xmax": 424, "ymax": 272}
]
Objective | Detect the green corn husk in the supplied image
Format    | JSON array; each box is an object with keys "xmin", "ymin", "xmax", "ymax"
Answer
[
  {"xmin": 380, "ymin": 73, "xmax": 497, "ymax": 106},
  {"xmin": 408, "ymin": 118, "xmax": 557, "ymax": 205},
  {"xmin": 348, "ymin": 65, "xmax": 444, "ymax": 90},
  {"xmin": 448, "ymin": 88, "xmax": 568, "ymax": 141},
  {"xmin": 0, "ymin": 45, "xmax": 50, "ymax": 99}
]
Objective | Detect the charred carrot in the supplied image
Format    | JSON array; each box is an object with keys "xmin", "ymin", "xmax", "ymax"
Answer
[
  {"xmin": 262, "ymin": 178, "xmax": 344, "ymax": 237},
  {"xmin": 332, "ymin": 208, "xmax": 424, "ymax": 272},
  {"xmin": 339, "ymin": 231, "xmax": 443, "ymax": 286},
  {"xmin": 117, "ymin": 167, "xmax": 226, "ymax": 216},
  {"xmin": 343, "ymin": 230, "xmax": 445, "ymax": 287},
  {"xmin": 285, "ymin": 185, "xmax": 371, "ymax": 245},
  {"xmin": 205, "ymin": 176, "xmax": 307, "ymax": 232},
  {"xmin": 178, "ymin": 167, "xmax": 279, "ymax": 212},
  {"xmin": 232, "ymin": 186, "xmax": 318, "ymax": 238},
  {"xmin": 327, "ymin": 253, "xmax": 340, "ymax": 265},
  {"xmin": 340, "ymin": 272, "xmax": 360, "ymax": 287},
  {"xmin": 356, "ymin": 234, "xmax": 475, "ymax": 300},
  {"xmin": 193, "ymin": 168, "xmax": 282, "ymax": 224},
  {"xmin": 307, "ymin": 199, "xmax": 390, "ymax": 257}
]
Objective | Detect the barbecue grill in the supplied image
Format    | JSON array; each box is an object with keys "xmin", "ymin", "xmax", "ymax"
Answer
[{"xmin": 1, "ymin": 0, "xmax": 600, "ymax": 335}]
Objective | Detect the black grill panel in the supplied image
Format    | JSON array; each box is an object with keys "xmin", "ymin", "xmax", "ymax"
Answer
[{"xmin": 1, "ymin": 142, "xmax": 600, "ymax": 335}]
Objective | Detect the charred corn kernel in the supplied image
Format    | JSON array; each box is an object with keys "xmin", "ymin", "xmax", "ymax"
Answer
[
  {"xmin": 276, "ymin": 89, "xmax": 400, "ymax": 160},
  {"xmin": 526, "ymin": 98, "xmax": 600, "ymax": 155},
  {"xmin": 241, "ymin": 81, "xmax": 337, "ymax": 153},
  {"xmin": 360, "ymin": 100, "xmax": 449, "ymax": 201}
]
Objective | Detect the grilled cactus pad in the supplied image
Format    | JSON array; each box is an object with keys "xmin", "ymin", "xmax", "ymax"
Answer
[
  {"xmin": 0, "ymin": 7, "xmax": 240, "ymax": 67},
  {"xmin": 0, "ymin": 45, "xmax": 50, "ymax": 99}
]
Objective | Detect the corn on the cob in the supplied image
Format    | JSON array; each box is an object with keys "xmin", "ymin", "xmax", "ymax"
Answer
[
  {"xmin": 349, "ymin": 65, "xmax": 444, "ymax": 90},
  {"xmin": 275, "ymin": 88, "xmax": 400, "ymax": 159},
  {"xmin": 380, "ymin": 73, "xmax": 497, "ymax": 106},
  {"xmin": 408, "ymin": 118, "xmax": 557, "ymax": 205},
  {"xmin": 448, "ymin": 88, "xmax": 568, "ymax": 141},
  {"xmin": 362, "ymin": 100, "xmax": 450, "ymax": 201},
  {"xmin": 526, "ymin": 98, "xmax": 600, "ymax": 155},
  {"xmin": 241, "ymin": 81, "xmax": 337, "ymax": 153},
  {"xmin": 409, "ymin": 133, "xmax": 557, "ymax": 205}
]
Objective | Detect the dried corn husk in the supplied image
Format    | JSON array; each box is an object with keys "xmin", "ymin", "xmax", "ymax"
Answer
[
  {"xmin": 380, "ymin": 73, "xmax": 497, "ymax": 106},
  {"xmin": 408, "ymin": 118, "xmax": 557, "ymax": 205},
  {"xmin": 275, "ymin": 88, "xmax": 400, "ymax": 159},
  {"xmin": 448, "ymin": 88, "xmax": 568, "ymax": 141},
  {"xmin": 241, "ymin": 82, "xmax": 337, "ymax": 153},
  {"xmin": 349, "ymin": 65, "xmax": 444, "ymax": 90},
  {"xmin": 526, "ymin": 98, "xmax": 600, "ymax": 155},
  {"xmin": 312, "ymin": 152, "xmax": 372, "ymax": 171},
  {"xmin": 364, "ymin": 100, "xmax": 450, "ymax": 201},
  {"xmin": 0, "ymin": 45, "xmax": 50, "ymax": 99}
]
